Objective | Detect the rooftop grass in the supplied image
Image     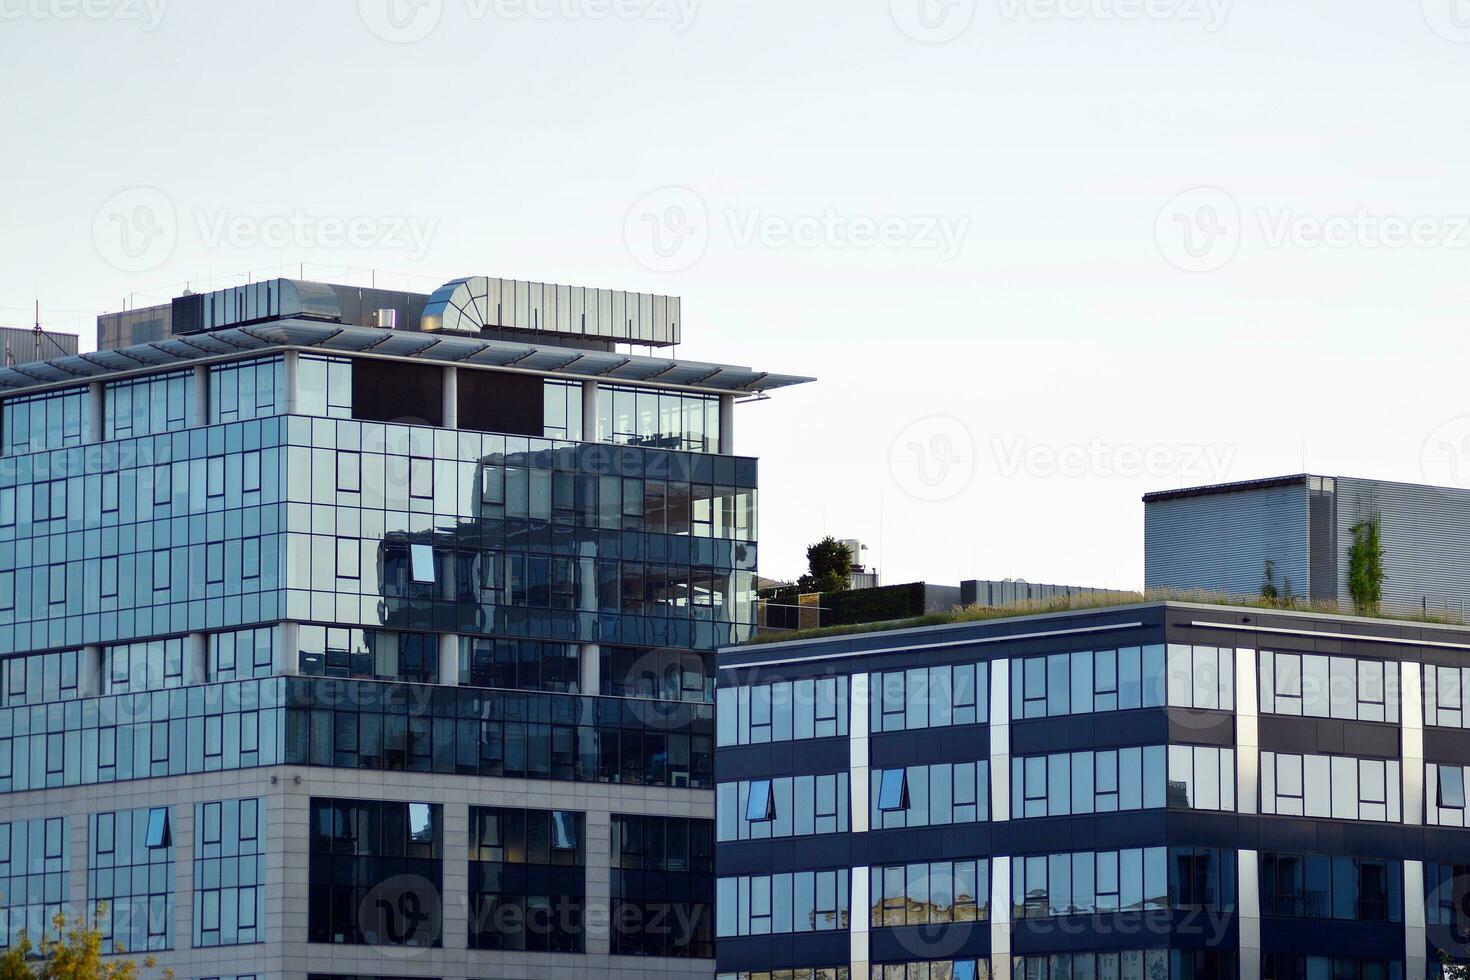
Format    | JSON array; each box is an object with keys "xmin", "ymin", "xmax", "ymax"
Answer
[{"xmin": 745, "ymin": 588, "xmax": 1464, "ymax": 646}]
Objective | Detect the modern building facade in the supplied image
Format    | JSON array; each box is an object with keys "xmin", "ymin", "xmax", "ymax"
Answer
[
  {"xmin": 716, "ymin": 600, "xmax": 1470, "ymax": 980},
  {"xmin": 1145, "ymin": 475, "xmax": 1470, "ymax": 619},
  {"xmin": 0, "ymin": 274, "xmax": 810, "ymax": 980}
]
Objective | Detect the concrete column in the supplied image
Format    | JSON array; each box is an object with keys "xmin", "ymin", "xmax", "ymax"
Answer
[
  {"xmin": 1403, "ymin": 662, "xmax": 1425, "ymax": 826},
  {"xmin": 580, "ymin": 644, "xmax": 601, "ymax": 697},
  {"xmin": 1406, "ymin": 859, "xmax": 1427, "ymax": 980},
  {"xmin": 275, "ymin": 621, "xmax": 300, "ymax": 675},
  {"xmin": 990, "ymin": 659, "xmax": 1011, "ymax": 822},
  {"xmin": 991, "ymin": 855, "xmax": 1013, "ymax": 980},
  {"xmin": 86, "ymin": 381, "xmax": 104, "ymax": 444},
  {"xmin": 67, "ymin": 810, "xmax": 89, "ymax": 927},
  {"xmin": 581, "ymin": 379, "xmax": 599, "ymax": 442},
  {"xmin": 281, "ymin": 350, "xmax": 299, "ymax": 415},
  {"xmin": 850, "ymin": 865, "xmax": 870, "ymax": 980},
  {"xmin": 440, "ymin": 800, "xmax": 470, "ymax": 957},
  {"xmin": 172, "ymin": 801, "xmax": 195, "ymax": 951},
  {"xmin": 1239, "ymin": 848, "xmax": 1261, "ymax": 980},
  {"xmin": 192, "ymin": 364, "xmax": 209, "ymax": 427},
  {"xmin": 186, "ymin": 632, "xmax": 208, "ymax": 685},
  {"xmin": 850, "ymin": 673, "xmax": 871, "ymax": 833},
  {"xmin": 584, "ymin": 809, "xmax": 612, "ymax": 955},
  {"xmin": 718, "ymin": 393, "xmax": 735, "ymax": 455},
  {"xmin": 1237, "ymin": 648, "xmax": 1259, "ymax": 815},
  {"xmin": 442, "ymin": 365, "xmax": 459, "ymax": 430},
  {"xmin": 79, "ymin": 644, "xmax": 104, "ymax": 698},
  {"xmin": 438, "ymin": 632, "xmax": 459, "ymax": 686}
]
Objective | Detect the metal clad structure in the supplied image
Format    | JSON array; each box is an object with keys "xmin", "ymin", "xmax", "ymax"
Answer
[
  {"xmin": 1146, "ymin": 473, "xmax": 1470, "ymax": 617},
  {"xmin": 1144, "ymin": 477, "xmax": 1311, "ymax": 599},
  {"xmin": 0, "ymin": 327, "xmax": 80, "ymax": 365},
  {"xmin": 1333, "ymin": 476, "xmax": 1470, "ymax": 619}
]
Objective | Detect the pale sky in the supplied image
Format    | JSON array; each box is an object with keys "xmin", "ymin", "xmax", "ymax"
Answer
[{"xmin": 3, "ymin": 0, "xmax": 1470, "ymax": 588}]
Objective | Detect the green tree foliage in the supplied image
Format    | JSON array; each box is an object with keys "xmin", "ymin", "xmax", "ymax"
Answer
[
  {"xmin": 0, "ymin": 907, "xmax": 171, "ymax": 980},
  {"xmin": 1348, "ymin": 518, "xmax": 1386, "ymax": 616},
  {"xmin": 796, "ymin": 536, "xmax": 853, "ymax": 594}
]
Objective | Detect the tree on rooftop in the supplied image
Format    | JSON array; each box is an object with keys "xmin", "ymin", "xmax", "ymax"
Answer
[
  {"xmin": 1348, "ymin": 517, "xmax": 1386, "ymax": 617},
  {"xmin": 797, "ymin": 537, "xmax": 853, "ymax": 594}
]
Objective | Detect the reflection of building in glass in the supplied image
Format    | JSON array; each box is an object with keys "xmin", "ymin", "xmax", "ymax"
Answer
[{"xmin": 0, "ymin": 274, "xmax": 810, "ymax": 978}]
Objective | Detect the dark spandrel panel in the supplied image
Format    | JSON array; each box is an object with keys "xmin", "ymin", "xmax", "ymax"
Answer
[
  {"xmin": 351, "ymin": 358, "xmax": 443, "ymax": 427},
  {"xmin": 459, "ymin": 369, "xmax": 542, "ymax": 437}
]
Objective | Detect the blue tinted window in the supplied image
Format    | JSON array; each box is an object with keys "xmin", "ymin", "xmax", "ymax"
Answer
[
  {"xmin": 878, "ymin": 769, "xmax": 909, "ymax": 812},
  {"xmin": 746, "ymin": 780, "xmax": 774, "ymax": 822}
]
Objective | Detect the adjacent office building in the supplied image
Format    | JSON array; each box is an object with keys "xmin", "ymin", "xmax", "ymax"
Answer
[
  {"xmin": 1145, "ymin": 475, "xmax": 1470, "ymax": 619},
  {"xmin": 0, "ymin": 274, "xmax": 810, "ymax": 979},
  {"xmin": 716, "ymin": 599, "xmax": 1470, "ymax": 980}
]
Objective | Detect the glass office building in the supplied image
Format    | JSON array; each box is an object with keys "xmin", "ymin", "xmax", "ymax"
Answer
[
  {"xmin": 0, "ymin": 275, "xmax": 810, "ymax": 980},
  {"xmin": 715, "ymin": 601, "xmax": 1470, "ymax": 980}
]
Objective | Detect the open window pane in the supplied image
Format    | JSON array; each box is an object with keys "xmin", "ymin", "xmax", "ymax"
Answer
[
  {"xmin": 1441, "ymin": 766, "xmax": 1467, "ymax": 809},
  {"xmin": 878, "ymin": 769, "xmax": 910, "ymax": 812},
  {"xmin": 145, "ymin": 807, "xmax": 170, "ymax": 848},
  {"xmin": 552, "ymin": 810, "xmax": 578, "ymax": 850},
  {"xmin": 746, "ymin": 780, "xmax": 775, "ymax": 822}
]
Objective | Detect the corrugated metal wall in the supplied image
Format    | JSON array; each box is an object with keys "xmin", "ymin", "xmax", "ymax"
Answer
[
  {"xmin": 1334, "ymin": 477, "xmax": 1470, "ymax": 618},
  {"xmin": 1144, "ymin": 483, "xmax": 1311, "ymax": 599},
  {"xmin": 0, "ymin": 327, "xmax": 79, "ymax": 364}
]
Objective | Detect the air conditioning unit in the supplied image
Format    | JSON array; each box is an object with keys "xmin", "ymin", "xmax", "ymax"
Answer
[{"xmin": 374, "ymin": 308, "xmax": 398, "ymax": 329}]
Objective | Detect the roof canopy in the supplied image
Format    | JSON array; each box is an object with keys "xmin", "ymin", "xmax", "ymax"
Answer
[{"xmin": 0, "ymin": 320, "xmax": 813, "ymax": 398}]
